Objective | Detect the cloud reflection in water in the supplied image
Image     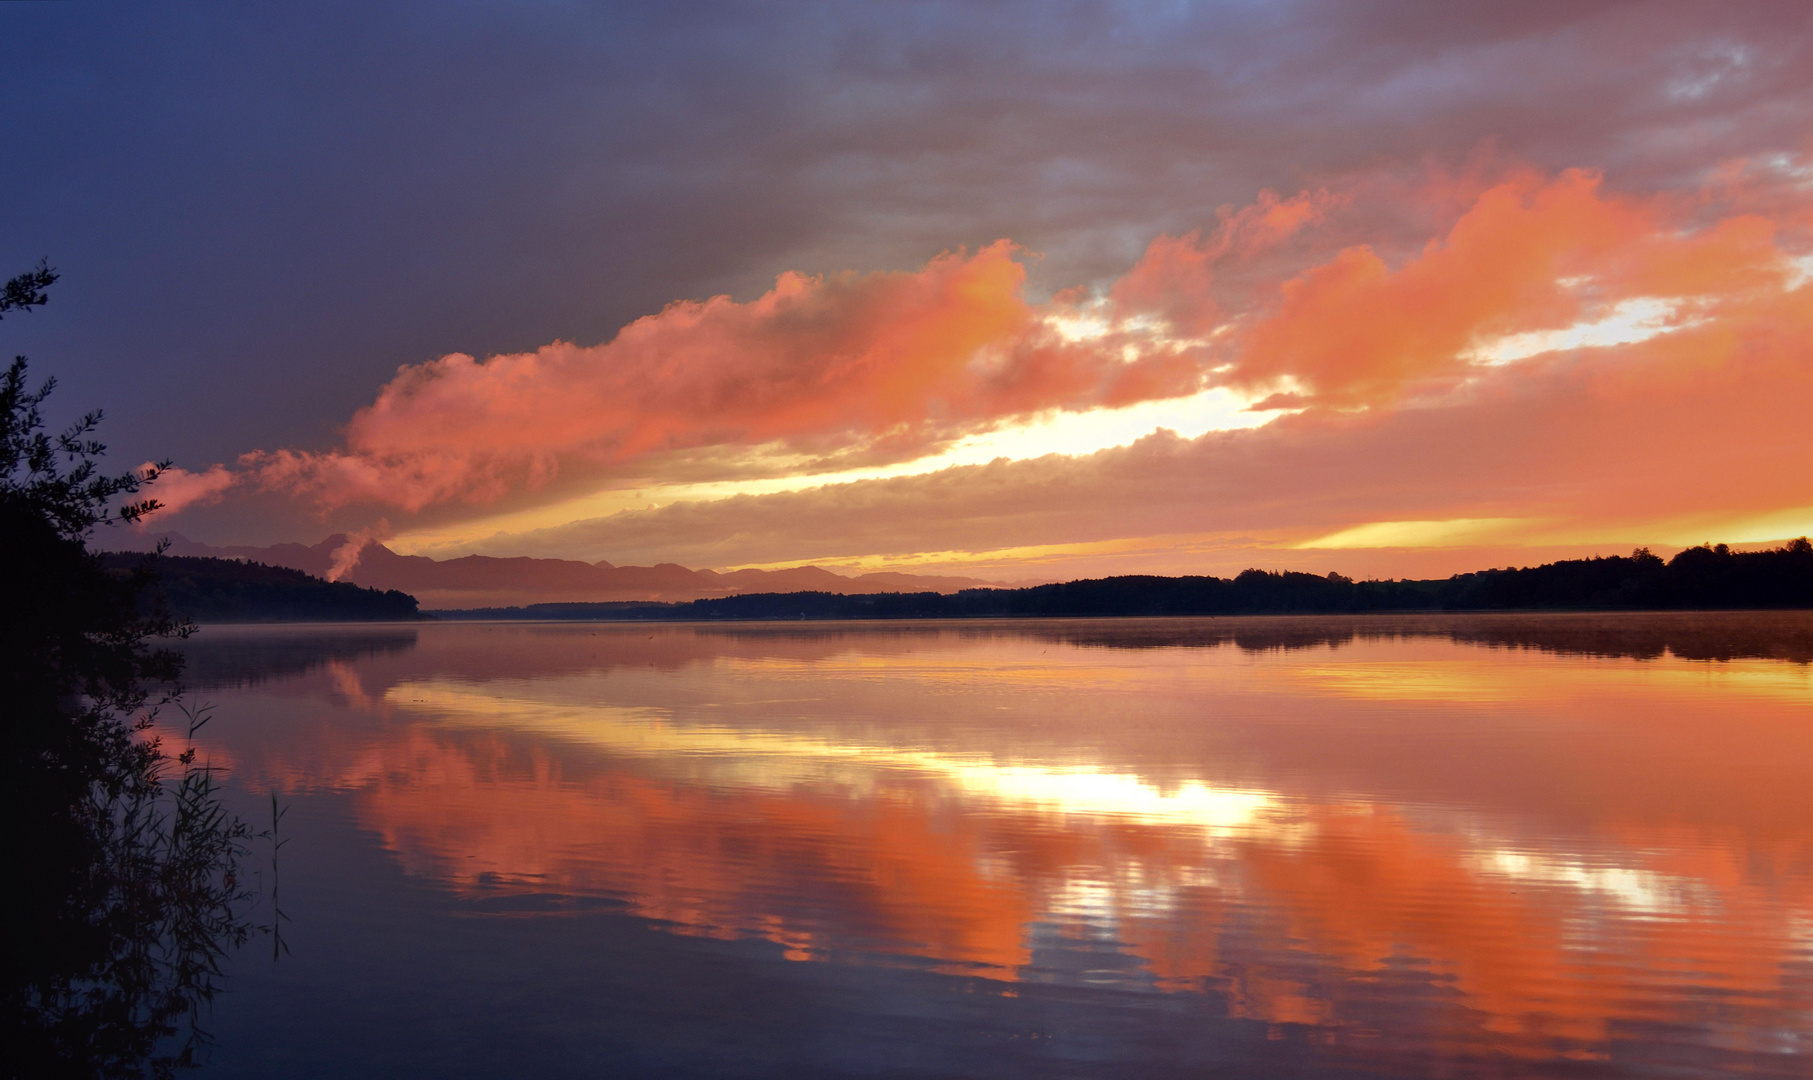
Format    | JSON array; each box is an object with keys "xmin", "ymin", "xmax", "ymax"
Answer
[{"xmin": 188, "ymin": 617, "xmax": 1813, "ymax": 1069}]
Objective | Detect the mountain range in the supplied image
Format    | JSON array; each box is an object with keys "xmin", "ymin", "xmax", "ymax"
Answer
[{"xmin": 112, "ymin": 533, "xmax": 1011, "ymax": 608}]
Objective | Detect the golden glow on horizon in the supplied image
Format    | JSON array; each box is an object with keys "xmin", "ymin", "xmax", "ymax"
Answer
[
  {"xmin": 1653, "ymin": 504, "xmax": 1813, "ymax": 547},
  {"xmin": 1301, "ymin": 509, "xmax": 1813, "ymax": 556},
  {"xmin": 715, "ymin": 529, "xmax": 1298, "ymax": 575},
  {"xmin": 397, "ymin": 505, "xmax": 1813, "ymax": 578},
  {"xmin": 1299, "ymin": 518, "xmax": 1534, "ymax": 550}
]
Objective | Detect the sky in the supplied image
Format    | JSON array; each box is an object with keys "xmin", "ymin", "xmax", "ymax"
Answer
[{"xmin": 4, "ymin": 1, "xmax": 1812, "ymax": 580}]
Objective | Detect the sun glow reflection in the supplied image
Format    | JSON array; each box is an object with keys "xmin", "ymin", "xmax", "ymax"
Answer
[
  {"xmin": 387, "ymin": 679, "xmax": 1286, "ymax": 834},
  {"xmin": 349, "ymin": 670, "xmax": 1813, "ymax": 1033},
  {"xmin": 187, "ymin": 618, "xmax": 1813, "ymax": 1066}
]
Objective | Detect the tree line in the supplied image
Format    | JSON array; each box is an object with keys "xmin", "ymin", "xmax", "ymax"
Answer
[
  {"xmin": 437, "ymin": 541, "xmax": 1813, "ymax": 621},
  {"xmin": 102, "ymin": 553, "xmax": 423, "ymax": 623}
]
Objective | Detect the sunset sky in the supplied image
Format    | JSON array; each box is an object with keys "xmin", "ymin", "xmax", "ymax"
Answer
[{"xmin": 5, "ymin": 2, "xmax": 1812, "ymax": 580}]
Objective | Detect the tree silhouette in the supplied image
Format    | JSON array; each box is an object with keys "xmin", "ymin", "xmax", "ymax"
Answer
[{"xmin": 1, "ymin": 266, "xmax": 253, "ymax": 1080}]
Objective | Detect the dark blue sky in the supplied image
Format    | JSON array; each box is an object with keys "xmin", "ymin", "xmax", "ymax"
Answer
[{"xmin": 3, "ymin": 1, "xmax": 1809, "ymax": 549}]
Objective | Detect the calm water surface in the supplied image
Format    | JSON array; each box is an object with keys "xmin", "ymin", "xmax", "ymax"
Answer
[{"xmin": 180, "ymin": 614, "xmax": 1813, "ymax": 1078}]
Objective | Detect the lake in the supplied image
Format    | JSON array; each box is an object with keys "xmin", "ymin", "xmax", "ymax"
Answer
[{"xmin": 175, "ymin": 614, "xmax": 1813, "ymax": 1078}]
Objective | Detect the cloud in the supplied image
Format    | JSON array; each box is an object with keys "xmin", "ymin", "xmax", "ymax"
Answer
[
  {"xmin": 239, "ymin": 240, "xmax": 1225, "ymax": 512},
  {"xmin": 452, "ymin": 217, "xmax": 1813, "ymax": 572},
  {"xmin": 1221, "ymin": 167, "xmax": 1796, "ymax": 407},
  {"xmin": 154, "ymin": 153, "xmax": 1813, "ymax": 582},
  {"xmin": 139, "ymin": 463, "xmax": 239, "ymax": 518},
  {"xmin": 13, "ymin": 1, "xmax": 1813, "ymax": 513},
  {"xmin": 1108, "ymin": 188, "xmax": 1344, "ymax": 336},
  {"xmin": 234, "ymin": 192, "xmax": 1347, "ymax": 516}
]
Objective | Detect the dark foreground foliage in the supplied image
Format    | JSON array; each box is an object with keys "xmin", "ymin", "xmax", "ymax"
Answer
[
  {"xmin": 435, "ymin": 541, "xmax": 1813, "ymax": 622},
  {"xmin": 2, "ymin": 271, "xmax": 255, "ymax": 1079},
  {"xmin": 101, "ymin": 553, "xmax": 423, "ymax": 623}
]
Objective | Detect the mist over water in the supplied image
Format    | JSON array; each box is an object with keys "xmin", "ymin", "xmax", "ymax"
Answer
[{"xmin": 179, "ymin": 615, "xmax": 1813, "ymax": 1077}]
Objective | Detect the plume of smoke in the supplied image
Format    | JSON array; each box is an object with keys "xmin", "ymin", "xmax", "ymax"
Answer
[{"xmin": 325, "ymin": 525, "xmax": 389, "ymax": 582}]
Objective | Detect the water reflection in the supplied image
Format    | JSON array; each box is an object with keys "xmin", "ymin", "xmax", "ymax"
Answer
[
  {"xmin": 1033, "ymin": 610, "xmax": 1813, "ymax": 662},
  {"xmin": 185, "ymin": 616, "xmax": 1813, "ymax": 1075},
  {"xmin": 178, "ymin": 626, "xmax": 418, "ymax": 689}
]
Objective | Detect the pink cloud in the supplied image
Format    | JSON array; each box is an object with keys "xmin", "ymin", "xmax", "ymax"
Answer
[
  {"xmin": 241, "ymin": 239, "xmax": 1216, "ymax": 512},
  {"xmin": 138, "ymin": 463, "xmax": 239, "ymax": 518}
]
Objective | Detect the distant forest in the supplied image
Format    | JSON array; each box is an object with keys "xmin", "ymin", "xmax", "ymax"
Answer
[
  {"xmin": 120, "ymin": 541, "xmax": 1813, "ymax": 623},
  {"xmin": 436, "ymin": 540, "xmax": 1813, "ymax": 621},
  {"xmin": 103, "ymin": 553, "xmax": 423, "ymax": 622}
]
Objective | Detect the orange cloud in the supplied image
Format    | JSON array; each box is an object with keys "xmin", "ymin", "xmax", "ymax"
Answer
[
  {"xmin": 1109, "ymin": 187, "xmax": 1343, "ymax": 336},
  {"xmin": 219, "ymin": 186, "xmax": 1358, "ymax": 516},
  {"xmin": 1224, "ymin": 167, "xmax": 1800, "ymax": 407},
  {"xmin": 492, "ymin": 273, "xmax": 1813, "ymax": 571},
  {"xmin": 186, "ymin": 156, "xmax": 1813, "ymax": 566},
  {"xmin": 242, "ymin": 240, "xmax": 1212, "ymax": 512}
]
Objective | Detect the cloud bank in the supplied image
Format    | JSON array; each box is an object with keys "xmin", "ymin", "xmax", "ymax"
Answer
[
  {"xmin": 147, "ymin": 154, "xmax": 1813, "ymax": 576},
  {"xmin": 224, "ymin": 189, "xmax": 1340, "ymax": 513},
  {"xmin": 12, "ymin": 1, "xmax": 1813, "ymax": 507},
  {"xmin": 240, "ymin": 241, "xmax": 1194, "ymax": 511}
]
